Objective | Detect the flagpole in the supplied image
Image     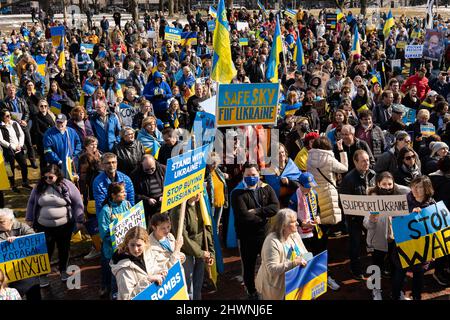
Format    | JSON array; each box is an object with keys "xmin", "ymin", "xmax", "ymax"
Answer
[{"xmin": 279, "ymin": 14, "xmax": 288, "ymax": 78}]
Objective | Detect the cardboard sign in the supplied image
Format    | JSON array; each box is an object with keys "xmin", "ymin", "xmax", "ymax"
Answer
[
  {"xmin": 133, "ymin": 261, "xmax": 188, "ymax": 300},
  {"xmin": 161, "ymin": 145, "xmax": 208, "ymax": 212},
  {"xmin": 81, "ymin": 43, "xmax": 94, "ymax": 55},
  {"xmin": 340, "ymin": 194, "xmax": 409, "ymax": 217},
  {"xmin": 285, "ymin": 251, "xmax": 328, "ymax": 300},
  {"xmin": 420, "ymin": 124, "xmax": 436, "ymax": 136},
  {"xmin": 0, "ymin": 233, "xmax": 50, "ymax": 283},
  {"xmin": 216, "ymin": 83, "xmax": 280, "ymax": 127},
  {"xmin": 164, "ymin": 26, "xmax": 182, "ymax": 42},
  {"xmin": 405, "ymin": 45, "xmax": 424, "ymax": 59},
  {"xmin": 392, "ymin": 201, "xmax": 450, "ymax": 268},
  {"xmin": 109, "ymin": 201, "xmax": 146, "ymax": 251}
]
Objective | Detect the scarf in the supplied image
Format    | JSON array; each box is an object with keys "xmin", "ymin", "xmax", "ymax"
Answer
[
  {"xmin": 137, "ymin": 128, "xmax": 162, "ymax": 158},
  {"xmin": 296, "ymin": 188, "xmax": 316, "ymax": 236}
]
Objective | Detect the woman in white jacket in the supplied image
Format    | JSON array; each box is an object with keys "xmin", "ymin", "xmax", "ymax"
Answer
[
  {"xmin": 110, "ymin": 226, "xmax": 167, "ymax": 300},
  {"xmin": 307, "ymin": 136, "xmax": 348, "ymax": 225},
  {"xmin": 255, "ymin": 208, "xmax": 309, "ymax": 300}
]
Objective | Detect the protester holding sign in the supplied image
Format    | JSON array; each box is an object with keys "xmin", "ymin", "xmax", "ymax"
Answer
[
  {"xmin": 362, "ymin": 172, "xmax": 410, "ymax": 300},
  {"xmin": 111, "ymin": 226, "xmax": 167, "ymax": 300},
  {"xmin": 25, "ymin": 164, "xmax": 84, "ymax": 286},
  {"xmin": 0, "ymin": 208, "xmax": 40, "ymax": 300},
  {"xmin": 98, "ymin": 182, "xmax": 132, "ymax": 300},
  {"xmin": 255, "ymin": 208, "xmax": 308, "ymax": 300}
]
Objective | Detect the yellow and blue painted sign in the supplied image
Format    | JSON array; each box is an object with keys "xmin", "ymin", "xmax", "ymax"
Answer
[
  {"xmin": 161, "ymin": 144, "xmax": 209, "ymax": 212},
  {"xmin": 164, "ymin": 26, "xmax": 182, "ymax": 42},
  {"xmin": 133, "ymin": 261, "xmax": 189, "ymax": 300},
  {"xmin": 392, "ymin": 201, "xmax": 450, "ymax": 268},
  {"xmin": 285, "ymin": 250, "xmax": 327, "ymax": 300},
  {"xmin": 0, "ymin": 233, "xmax": 50, "ymax": 283},
  {"xmin": 216, "ymin": 83, "xmax": 280, "ymax": 127},
  {"xmin": 109, "ymin": 201, "xmax": 146, "ymax": 251}
]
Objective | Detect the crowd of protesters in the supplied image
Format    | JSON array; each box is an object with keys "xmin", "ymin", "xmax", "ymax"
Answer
[{"xmin": 1, "ymin": 4, "xmax": 450, "ymax": 301}]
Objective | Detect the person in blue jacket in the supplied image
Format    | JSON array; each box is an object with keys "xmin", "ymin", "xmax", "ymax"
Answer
[
  {"xmin": 89, "ymin": 100, "xmax": 121, "ymax": 153},
  {"xmin": 93, "ymin": 152, "xmax": 135, "ymax": 216},
  {"xmin": 143, "ymin": 71, "xmax": 172, "ymax": 120},
  {"xmin": 43, "ymin": 113, "xmax": 82, "ymax": 179},
  {"xmin": 176, "ymin": 66, "xmax": 196, "ymax": 90}
]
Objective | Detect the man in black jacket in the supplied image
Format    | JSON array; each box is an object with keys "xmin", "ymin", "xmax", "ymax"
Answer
[
  {"xmin": 130, "ymin": 155, "xmax": 165, "ymax": 221},
  {"xmin": 231, "ymin": 163, "xmax": 279, "ymax": 299},
  {"xmin": 339, "ymin": 150, "xmax": 376, "ymax": 280},
  {"xmin": 157, "ymin": 128, "xmax": 179, "ymax": 166},
  {"xmin": 1, "ymin": 83, "xmax": 37, "ymax": 168},
  {"xmin": 112, "ymin": 127, "xmax": 145, "ymax": 177}
]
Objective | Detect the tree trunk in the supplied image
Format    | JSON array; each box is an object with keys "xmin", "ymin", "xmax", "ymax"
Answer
[
  {"xmin": 361, "ymin": 0, "xmax": 367, "ymax": 16},
  {"xmin": 129, "ymin": 0, "xmax": 139, "ymax": 24},
  {"xmin": 226, "ymin": 0, "xmax": 233, "ymax": 9},
  {"xmin": 169, "ymin": 0, "xmax": 174, "ymax": 17},
  {"xmin": 174, "ymin": 0, "xmax": 179, "ymax": 14},
  {"xmin": 159, "ymin": 0, "xmax": 163, "ymax": 12},
  {"xmin": 78, "ymin": 0, "xmax": 84, "ymax": 12}
]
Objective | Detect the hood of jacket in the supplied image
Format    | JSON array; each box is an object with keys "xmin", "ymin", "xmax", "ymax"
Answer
[
  {"xmin": 307, "ymin": 148, "xmax": 336, "ymax": 169},
  {"xmin": 153, "ymin": 71, "xmax": 162, "ymax": 80}
]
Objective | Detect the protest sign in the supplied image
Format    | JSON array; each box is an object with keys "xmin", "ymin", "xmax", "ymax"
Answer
[
  {"xmin": 133, "ymin": 261, "xmax": 188, "ymax": 300},
  {"xmin": 216, "ymin": 83, "xmax": 280, "ymax": 127},
  {"xmin": 390, "ymin": 59, "xmax": 402, "ymax": 71},
  {"xmin": 118, "ymin": 103, "xmax": 138, "ymax": 128},
  {"xmin": 0, "ymin": 233, "xmax": 50, "ymax": 283},
  {"xmin": 236, "ymin": 22, "xmax": 249, "ymax": 31},
  {"xmin": 392, "ymin": 201, "xmax": 450, "ymax": 268},
  {"xmin": 313, "ymin": 99, "xmax": 327, "ymax": 118},
  {"xmin": 340, "ymin": 194, "xmax": 409, "ymax": 217},
  {"xmin": 420, "ymin": 124, "xmax": 436, "ymax": 136},
  {"xmin": 207, "ymin": 20, "xmax": 216, "ymax": 32},
  {"xmin": 325, "ymin": 14, "xmax": 337, "ymax": 30},
  {"xmin": 164, "ymin": 26, "xmax": 182, "ymax": 42},
  {"xmin": 396, "ymin": 41, "xmax": 407, "ymax": 49},
  {"xmin": 161, "ymin": 144, "xmax": 209, "ymax": 212},
  {"xmin": 285, "ymin": 250, "xmax": 327, "ymax": 300},
  {"xmin": 109, "ymin": 201, "xmax": 146, "ymax": 251},
  {"xmin": 147, "ymin": 31, "xmax": 156, "ymax": 39},
  {"xmin": 81, "ymin": 43, "xmax": 94, "ymax": 55},
  {"xmin": 423, "ymin": 29, "xmax": 444, "ymax": 61},
  {"xmin": 199, "ymin": 96, "xmax": 217, "ymax": 116},
  {"xmin": 405, "ymin": 45, "xmax": 424, "ymax": 59},
  {"xmin": 193, "ymin": 111, "xmax": 216, "ymax": 148},
  {"xmin": 239, "ymin": 38, "xmax": 249, "ymax": 46},
  {"xmin": 399, "ymin": 105, "xmax": 417, "ymax": 125}
]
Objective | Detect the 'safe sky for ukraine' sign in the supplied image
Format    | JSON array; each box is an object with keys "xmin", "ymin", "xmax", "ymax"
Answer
[
  {"xmin": 161, "ymin": 144, "xmax": 208, "ymax": 212},
  {"xmin": 216, "ymin": 83, "xmax": 280, "ymax": 127}
]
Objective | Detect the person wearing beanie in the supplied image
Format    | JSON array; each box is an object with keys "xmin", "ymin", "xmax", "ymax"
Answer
[
  {"xmin": 294, "ymin": 131, "xmax": 319, "ymax": 171},
  {"xmin": 423, "ymin": 141, "xmax": 449, "ymax": 175}
]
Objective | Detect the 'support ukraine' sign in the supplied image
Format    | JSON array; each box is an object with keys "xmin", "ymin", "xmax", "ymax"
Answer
[
  {"xmin": 110, "ymin": 201, "xmax": 146, "ymax": 251},
  {"xmin": 392, "ymin": 201, "xmax": 450, "ymax": 268},
  {"xmin": 340, "ymin": 194, "xmax": 409, "ymax": 217},
  {"xmin": 216, "ymin": 83, "xmax": 280, "ymax": 127},
  {"xmin": 161, "ymin": 144, "xmax": 208, "ymax": 212},
  {"xmin": 0, "ymin": 233, "xmax": 51, "ymax": 282}
]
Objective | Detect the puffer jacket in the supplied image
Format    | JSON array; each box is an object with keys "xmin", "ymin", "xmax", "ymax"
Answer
[
  {"xmin": 112, "ymin": 139, "xmax": 146, "ymax": 176},
  {"xmin": 306, "ymin": 148, "xmax": 348, "ymax": 225},
  {"xmin": 148, "ymin": 232, "xmax": 185, "ymax": 271},
  {"xmin": 110, "ymin": 249, "xmax": 161, "ymax": 300}
]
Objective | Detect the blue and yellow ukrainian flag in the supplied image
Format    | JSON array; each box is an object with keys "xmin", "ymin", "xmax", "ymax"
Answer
[
  {"xmin": 209, "ymin": 6, "xmax": 217, "ymax": 18},
  {"xmin": 284, "ymin": 8, "xmax": 296, "ymax": 20},
  {"xmin": 257, "ymin": 0, "xmax": 268, "ymax": 15},
  {"xmin": 351, "ymin": 25, "xmax": 361, "ymax": 57},
  {"xmin": 180, "ymin": 32, "xmax": 198, "ymax": 46},
  {"xmin": 285, "ymin": 250, "xmax": 328, "ymax": 300},
  {"xmin": 50, "ymin": 26, "xmax": 65, "ymax": 49},
  {"xmin": 34, "ymin": 55, "xmax": 46, "ymax": 77},
  {"xmin": 211, "ymin": 0, "xmax": 237, "ymax": 84},
  {"xmin": 370, "ymin": 70, "xmax": 382, "ymax": 85},
  {"xmin": 50, "ymin": 100, "xmax": 62, "ymax": 115},
  {"xmin": 266, "ymin": 15, "xmax": 282, "ymax": 83},
  {"xmin": 293, "ymin": 32, "xmax": 305, "ymax": 71},
  {"xmin": 336, "ymin": 9, "xmax": 344, "ymax": 21},
  {"xmin": 383, "ymin": 10, "xmax": 395, "ymax": 40}
]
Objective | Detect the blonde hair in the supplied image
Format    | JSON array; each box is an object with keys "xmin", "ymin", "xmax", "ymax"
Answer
[
  {"xmin": 141, "ymin": 116, "xmax": 157, "ymax": 129},
  {"xmin": 269, "ymin": 208, "xmax": 297, "ymax": 240},
  {"xmin": 118, "ymin": 226, "xmax": 149, "ymax": 254},
  {"xmin": 0, "ymin": 269, "xmax": 8, "ymax": 289}
]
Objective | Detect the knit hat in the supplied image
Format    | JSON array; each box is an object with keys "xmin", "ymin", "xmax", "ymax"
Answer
[
  {"xmin": 304, "ymin": 132, "xmax": 320, "ymax": 144},
  {"xmin": 430, "ymin": 141, "xmax": 449, "ymax": 157},
  {"xmin": 394, "ymin": 131, "xmax": 410, "ymax": 143}
]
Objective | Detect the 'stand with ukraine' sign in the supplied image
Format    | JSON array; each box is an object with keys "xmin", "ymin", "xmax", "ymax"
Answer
[
  {"xmin": 132, "ymin": 261, "xmax": 189, "ymax": 300},
  {"xmin": 392, "ymin": 201, "xmax": 450, "ymax": 268},
  {"xmin": 161, "ymin": 144, "xmax": 209, "ymax": 212},
  {"xmin": 285, "ymin": 250, "xmax": 327, "ymax": 300},
  {"xmin": 0, "ymin": 233, "xmax": 51, "ymax": 282},
  {"xmin": 216, "ymin": 83, "xmax": 280, "ymax": 127}
]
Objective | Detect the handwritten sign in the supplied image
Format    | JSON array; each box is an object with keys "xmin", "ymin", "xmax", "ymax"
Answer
[
  {"xmin": 109, "ymin": 201, "xmax": 146, "ymax": 251},
  {"xmin": 405, "ymin": 45, "xmax": 424, "ymax": 59},
  {"xmin": 340, "ymin": 194, "xmax": 409, "ymax": 217}
]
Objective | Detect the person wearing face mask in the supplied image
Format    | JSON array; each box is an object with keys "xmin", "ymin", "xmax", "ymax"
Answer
[
  {"xmin": 228, "ymin": 163, "xmax": 279, "ymax": 300},
  {"xmin": 355, "ymin": 110, "xmax": 386, "ymax": 160},
  {"xmin": 43, "ymin": 113, "xmax": 82, "ymax": 180},
  {"xmin": 285, "ymin": 117, "xmax": 311, "ymax": 159},
  {"xmin": 130, "ymin": 155, "xmax": 165, "ymax": 221},
  {"xmin": 112, "ymin": 127, "xmax": 145, "ymax": 177},
  {"xmin": 110, "ymin": 226, "xmax": 169, "ymax": 300},
  {"xmin": 363, "ymin": 171, "xmax": 411, "ymax": 300}
]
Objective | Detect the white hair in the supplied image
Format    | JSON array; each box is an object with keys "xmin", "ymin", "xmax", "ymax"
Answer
[
  {"xmin": 0, "ymin": 208, "xmax": 15, "ymax": 221},
  {"xmin": 270, "ymin": 208, "xmax": 297, "ymax": 240}
]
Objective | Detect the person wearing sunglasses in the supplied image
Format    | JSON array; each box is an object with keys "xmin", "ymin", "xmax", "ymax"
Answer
[
  {"xmin": 0, "ymin": 109, "xmax": 32, "ymax": 192},
  {"xmin": 31, "ymin": 99, "xmax": 55, "ymax": 174},
  {"xmin": 25, "ymin": 164, "xmax": 84, "ymax": 287},
  {"xmin": 394, "ymin": 146, "xmax": 422, "ymax": 187}
]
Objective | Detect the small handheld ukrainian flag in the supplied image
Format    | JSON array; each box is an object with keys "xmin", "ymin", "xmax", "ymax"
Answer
[
  {"xmin": 209, "ymin": 6, "xmax": 217, "ymax": 18},
  {"xmin": 257, "ymin": 0, "xmax": 268, "ymax": 16},
  {"xmin": 351, "ymin": 25, "xmax": 361, "ymax": 58},
  {"xmin": 293, "ymin": 32, "xmax": 305, "ymax": 71},
  {"xmin": 266, "ymin": 15, "xmax": 282, "ymax": 83},
  {"xmin": 211, "ymin": 0, "xmax": 237, "ymax": 83},
  {"xmin": 383, "ymin": 10, "xmax": 395, "ymax": 40}
]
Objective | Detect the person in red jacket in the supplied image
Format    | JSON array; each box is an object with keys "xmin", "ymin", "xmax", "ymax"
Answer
[{"xmin": 401, "ymin": 67, "xmax": 430, "ymax": 101}]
